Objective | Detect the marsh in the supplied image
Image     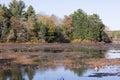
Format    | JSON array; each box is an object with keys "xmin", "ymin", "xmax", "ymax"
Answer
[{"xmin": 0, "ymin": 43, "xmax": 120, "ymax": 80}]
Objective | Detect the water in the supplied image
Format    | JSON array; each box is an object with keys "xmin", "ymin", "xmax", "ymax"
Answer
[
  {"xmin": 32, "ymin": 66, "xmax": 120, "ymax": 80},
  {"xmin": 105, "ymin": 50, "xmax": 120, "ymax": 59},
  {"xmin": 1, "ymin": 47, "xmax": 120, "ymax": 80},
  {"xmin": 1, "ymin": 66, "xmax": 120, "ymax": 80}
]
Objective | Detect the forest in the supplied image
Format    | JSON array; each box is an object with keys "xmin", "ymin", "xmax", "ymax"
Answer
[{"xmin": 0, "ymin": 0, "xmax": 111, "ymax": 43}]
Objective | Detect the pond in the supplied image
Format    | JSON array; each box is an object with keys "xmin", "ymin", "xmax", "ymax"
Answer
[
  {"xmin": 0, "ymin": 44, "xmax": 120, "ymax": 80},
  {"xmin": 1, "ymin": 65, "xmax": 120, "ymax": 80}
]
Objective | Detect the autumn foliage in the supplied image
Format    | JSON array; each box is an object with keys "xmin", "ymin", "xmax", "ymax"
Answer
[{"xmin": 0, "ymin": 0, "xmax": 111, "ymax": 43}]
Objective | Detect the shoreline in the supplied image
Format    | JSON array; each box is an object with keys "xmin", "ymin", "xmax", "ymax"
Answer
[{"xmin": 0, "ymin": 43, "xmax": 120, "ymax": 69}]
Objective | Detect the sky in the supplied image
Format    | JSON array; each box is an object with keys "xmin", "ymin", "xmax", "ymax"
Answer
[{"xmin": 0, "ymin": 0, "xmax": 120, "ymax": 30}]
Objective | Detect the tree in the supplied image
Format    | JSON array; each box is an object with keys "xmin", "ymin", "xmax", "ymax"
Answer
[
  {"xmin": 70, "ymin": 9, "xmax": 111, "ymax": 43},
  {"xmin": 35, "ymin": 16, "xmax": 60, "ymax": 42},
  {"xmin": 8, "ymin": 1, "xmax": 36, "ymax": 42},
  {"xmin": 23, "ymin": 5, "xmax": 35, "ymax": 19},
  {"xmin": 7, "ymin": 16, "xmax": 30, "ymax": 42},
  {"xmin": 24, "ymin": 5, "xmax": 36, "ymax": 41},
  {"xmin": 9, "ymin": 0, "xmax": 25, "ymax": 17},
  {"xmin": 35, "ymin": 23, "xmax": 47, "ymax": 40},
  {"xmin": 70, "ymin": 9, "xmax": 89, "ymax": 40},
  {"xmin": 0, "ymin": 5, "xmax": 11, "ymax": 42},
  {"xmin": 62, "ymin": 15, "xmax": 74, "ymax": 40},
  {"xmin": 88, "ymin": 14, "xmax": 111, "ymax": 42},
  {"xmin": 27, "ymin": 5, "xmax": 35, "ymax": 17},
  {"xmin": 0, "ymin": 0, "xmax": 111, "ymax": 43},
  {"xmin": 0, "ymin": 5, "xmax": 5, "ymax": 38}
]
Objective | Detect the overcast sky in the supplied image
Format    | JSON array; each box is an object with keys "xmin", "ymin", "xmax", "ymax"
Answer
[{"xmin": 0, "ymin": 0, "xmax": 120, "ymax": 30}]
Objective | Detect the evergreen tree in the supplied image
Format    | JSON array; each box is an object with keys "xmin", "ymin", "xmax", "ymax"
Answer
[{"xmin": 9, "ymin": 0, "xmax": 25, "ymax": 17}]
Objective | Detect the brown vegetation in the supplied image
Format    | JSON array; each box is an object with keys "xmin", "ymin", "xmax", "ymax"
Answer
[{"xmin": 0, "ymin": 43, "xmax": 120, "ymax": 70}]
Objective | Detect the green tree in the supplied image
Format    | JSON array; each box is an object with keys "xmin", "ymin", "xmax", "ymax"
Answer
[
  {"xmin": 88, "ymin": 14, "xmax": 111, "ymax": 42},
  {"xmin": 27, "ymin": 5, "xmax": 35, "ymax": 17},
  {"xmin": 25, "ymin": 5, "xmax": 36, "ymax": 41},
  {"xmin": 0, "ymin": 5, "xmax": 5, "ymax": 39},
  {"xmin": 9, "ymin": 0, "xmax": 25, "ymax": 17},
  {"xmin": 0, "ymin": 5, "xmax": 11, "ymax": 42},
  {"xmin": 70, "ymin": 9, "xmax": 89, "ymax": 40},
  {"xmin": 35, "ymin": 16, "xmax": 60, "ymax": 42},
  {"xmin": 70, "ymin": 9, "xmax": 111, "ymax": 43}
]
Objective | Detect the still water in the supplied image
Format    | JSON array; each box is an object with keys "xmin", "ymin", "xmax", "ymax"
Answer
[
  {"xmin": 105, "ymin": 50, "xmax": 120, "ymax": 59},
  {"xmin": 1, "ymin": 65, "xmax": 120, "ymax": 80},
  {"xmin": 1, "ymin": 48, "xmax": 120, "ymax": 80},
  {"xmin": 32, "ymin": 66, "xmax": 120, "ymax": 80}
]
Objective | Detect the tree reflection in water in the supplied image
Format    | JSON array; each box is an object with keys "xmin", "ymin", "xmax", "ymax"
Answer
[{"xmin": 0, "ymin": 66, "xmax": 35, "ymax": 80}]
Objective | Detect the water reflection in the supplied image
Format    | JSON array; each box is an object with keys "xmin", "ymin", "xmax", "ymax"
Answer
[
  {"xmin": 1, "ymin": 65, "xmax": 120, "ymax": 80},
  {"xmin": 0, "ymin": 66, "xmax": 36, "ymax": 80},
  {"xmin": 0, "ymin": 45, "xmax": 120, "ymax": 80},
  {"xmin": 87, "ymin": 66, "xmax": 120, "ymax": 77},
  {"xmin": 0, "ymin": 66, "xmax": 87, "ymax": 80}
]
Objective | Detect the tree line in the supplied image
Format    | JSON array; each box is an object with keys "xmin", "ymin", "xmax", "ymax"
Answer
[
  {"xmin": 111, "ymin": 31, "xmax": 120, "ymax": 40},
  {"xmin": 0, "ymin": 0, "xmax": 111, "ymax": 43}
]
